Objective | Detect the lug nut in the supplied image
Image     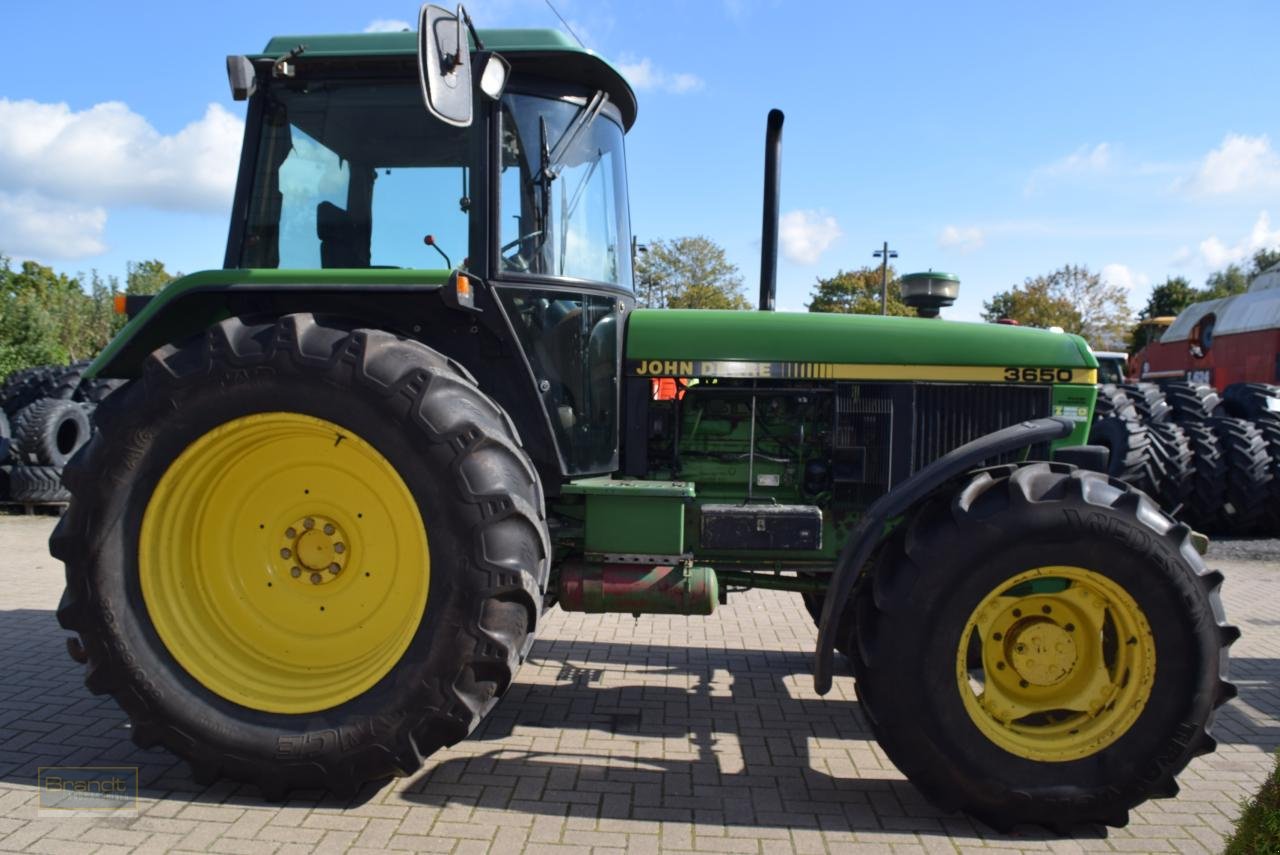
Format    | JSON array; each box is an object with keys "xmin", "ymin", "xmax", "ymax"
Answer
[
  {"xmin": 280, "ymin": 548, "xmax": 292, "ymax": 559},
  {"xmin": 1019, "ymin": 679, "xmax": 1030, "ymax": 688},
  {"xmin": 285, "ymin": 527, "xmax": 296, "ymax": 539},
  {"xmin": 1065, "ymin": 623, "xmax": 1075, "ymax": 632},
  {"xmin": 996, "ymin": 662, "xmax": 1005, "ymax": 670},
  {"xmin": 329, "ymin": 563, "xmax": 341, "ymax": 574},
  {"xmin": 1042, "ymin": 605, "xmax": 1052, "ymax": 614},
  {"xmin": 1012, "ymin": 608, "xmax": 1022, "ymax": 617},
  {"xmin": 290, "ymin": 566, "xmax": 301, "ymax": 578},
  {"xmin": 323, "ymin": 524, "xmax": 335, "ymax": 535},
  {"xmin": 993, "ymin": 631, "xmax": 1003, "ymax": 641},
  {"xmin": 333, "ymin": 543, "xmax": 345, "ymax": 554},
  {"xmin": 303, "ymin": 518, "xmax": 314, "ymax": 529},
  {"xmin": 310, "ymin": 573, "xmax": 322, "ymax": 584}
]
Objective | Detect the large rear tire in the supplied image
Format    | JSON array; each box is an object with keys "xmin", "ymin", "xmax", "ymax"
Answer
[
  {"xmin": 52, "ymin": 314, "xmax": 549, "ymax": 797},
  {"xmin": 851, "ymin": 463, "xmax": 1236, "ymax": 831}
]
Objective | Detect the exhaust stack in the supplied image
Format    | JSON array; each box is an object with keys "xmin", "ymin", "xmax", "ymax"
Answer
[{"xmin": 758, "ymin": 109, "xmax": 784, "ymax": 311}]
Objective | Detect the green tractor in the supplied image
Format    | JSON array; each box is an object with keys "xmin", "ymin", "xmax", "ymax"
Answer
[{"xmin": 53, "ymin": 6, "xmax": 1236, "ymax": 830}]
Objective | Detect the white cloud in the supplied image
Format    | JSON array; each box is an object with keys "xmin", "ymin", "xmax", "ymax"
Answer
[
  {"xmin": 1184, "ymin": 133, "xmax": 1280, "ymax": 196},
  {"xmin": 0, "ymin": 191, "xmax": 106, "ymax": 260},
  {"xmin": 0, "ymin": 99, "xmax": 243, "ymax": 214},
  {"xmin": 1100, "ymin": 263, "xmax": 1148, "ymax": 291},
  {"xmin": 363, "ymin": 18, "xmax": 412, "ymax": 32},
  {"xmin": 1197, "ymin": 210, "xmax": 1280, "ymax": 268},
  {"xmin": 938, "ymin": 225, "xmax": 985, "ymax": 253},
  {"xmin": 1047, "ymin": 143, "xmax": 1112, "ymax": 175},
  {"xmin": 1025, "ymin": 143, "xmax": 1111, "ymax": 193},
  {"xmin": 616, "ymin": 56, "xmax": 705, "ymax": 94},
  {"xmin": 779, "ymin": 209, "xmax": 841, "ymax": 264}
]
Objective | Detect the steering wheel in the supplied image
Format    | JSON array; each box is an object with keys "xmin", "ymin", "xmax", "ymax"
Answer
[{"xmin": 500, "ymin": 230, "xmax": 543, "ymax": 272}]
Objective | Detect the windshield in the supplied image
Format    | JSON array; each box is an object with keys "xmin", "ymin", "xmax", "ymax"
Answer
[
  {"xmin": 499, "ymin": 92, "xmax": 632, "ymax": 288},
  {"xmin": 238, "ymin": 78, "xmax": 474, "ymax": 270},
  {"xmin": 1097, "ymin": 356, "xmax": 1126, "ymax": 385}
]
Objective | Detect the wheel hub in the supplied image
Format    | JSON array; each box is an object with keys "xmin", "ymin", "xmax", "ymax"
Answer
[
  {"xmin": 1006, "ymin": 619, "xmax": 1076, "ymax": 686},
  {"xmin": 956, "ymin": 566, "xmax": 1156, "ymax": 762},
  {"xmin": 280, "ymin": 515, "xmax": 347, "ymax": 584}
]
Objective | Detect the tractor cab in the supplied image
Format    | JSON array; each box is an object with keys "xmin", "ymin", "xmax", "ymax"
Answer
[{"xmin": 223, "ymin": 22, "xmax": 638, "ymax": 476}]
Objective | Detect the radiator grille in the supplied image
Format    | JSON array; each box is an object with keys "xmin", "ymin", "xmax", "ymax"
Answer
[{"xmin": 912, "ymin": 383, "xmax": 1053, "ymax": 471}]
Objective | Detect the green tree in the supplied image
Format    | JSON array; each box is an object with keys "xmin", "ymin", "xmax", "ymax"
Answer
[
  {"xmin": 1202, "ymin": 263, "xmax": 1250, "ymax": 300},
  {"xmin": 806, "ymin": 266, "xmax": 912, "ymax": 315},
  {"xmin": 982, "ymin": 264, "xmax": 1131, "ymax": 349},
  {"xmin": 635, "ymin": 236, "xmax": 751, "ymax": 309},
  {"xmin": 1250, "ymin": 247, "xmax": 1280, "ymax": 276},
  {"xmin": 0, "ymin": 256, "xmax": 68, "ymax": 378},
  {"xmin": 5, "ymin": 259, "xmax": 103, "ymax": 362},
  {"xmin": 1138, "ymin": 276, "xmax": 1197, "ymax": 320},
  {"xmin": 0, "ymin": 255, "xmax": 180, "ymax": 381},
  {"xmin": 126, "ymin": 259, "xmax": 178, "ymax": 295},
  {"xmin": 982, "ymin": 278, "xmax": 1082, "ymax": 332}
]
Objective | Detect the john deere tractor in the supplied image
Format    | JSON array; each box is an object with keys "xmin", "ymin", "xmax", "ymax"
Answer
[{"xmin": 53, "ymin": 6, "xmax": 1237, "ymax": 830}]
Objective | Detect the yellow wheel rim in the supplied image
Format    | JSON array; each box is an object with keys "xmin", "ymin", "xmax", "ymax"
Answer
[
  {"xmin": 956, "ymin": 565, "xmax": 1155, "ymax": 762},
  {"xmin": 140, "ymin": 412, "xmax": 429, "ymax": 714}
]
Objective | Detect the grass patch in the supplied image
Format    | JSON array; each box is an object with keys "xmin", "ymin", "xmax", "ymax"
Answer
[{"xmin": 1225, "ymin": 750, "xmax": 1280, "ymax": 854}]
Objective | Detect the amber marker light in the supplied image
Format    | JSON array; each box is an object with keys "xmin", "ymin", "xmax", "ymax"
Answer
[{"xmin": 456, "ymin": 273, "xmax": 474, "ymax": 308}]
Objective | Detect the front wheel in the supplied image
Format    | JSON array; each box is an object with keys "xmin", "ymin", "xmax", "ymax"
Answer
[
  {"xmin": 851, "ymin": 463, "xmax": 1237, "ymax": 830},
  {"xmin": 52, "ymin": 314, "xmax": 549, "ymax": 797}
]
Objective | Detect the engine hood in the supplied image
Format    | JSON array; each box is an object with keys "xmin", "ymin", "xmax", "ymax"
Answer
[{"xmin": 624, "ymin": 310, "xmax": 1096, "ymax": 383}]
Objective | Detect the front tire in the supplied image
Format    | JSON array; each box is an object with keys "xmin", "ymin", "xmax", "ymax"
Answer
[
  {"xmin": 851, "ymin": 463, "xmax": 1237, "ymax": 830},
  {"xmin": 52, "ymin": 314, "xmax": 549, "ymax": 797}
]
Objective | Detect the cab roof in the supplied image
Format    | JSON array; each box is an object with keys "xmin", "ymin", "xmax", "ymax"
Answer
[{"xmin": 253, "ymin": 29, "xmax": 637, "ymax": 129}]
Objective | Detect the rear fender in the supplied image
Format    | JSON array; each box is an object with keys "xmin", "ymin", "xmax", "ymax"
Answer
[{"xmin": 90, "ymin": 268, "xmax": 568, "ymax": 489}]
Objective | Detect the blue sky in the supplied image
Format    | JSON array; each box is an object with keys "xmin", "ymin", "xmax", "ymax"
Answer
[{"xmin": 2, "ymin": 0, "xmax": 1277, "ymax": 321}]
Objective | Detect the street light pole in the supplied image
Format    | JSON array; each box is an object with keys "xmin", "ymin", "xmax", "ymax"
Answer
[{"xmin": 872, "ymin": 241, "xmax": 898, "ymax": 316}]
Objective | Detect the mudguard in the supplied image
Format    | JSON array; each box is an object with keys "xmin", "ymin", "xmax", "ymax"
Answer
[{"xmin": 813, "ymin": 416, "xmax": 1076, "ymax": 694}]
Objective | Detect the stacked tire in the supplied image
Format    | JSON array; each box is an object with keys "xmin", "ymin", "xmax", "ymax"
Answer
[
  {"xmin": 1096, "ymin": 377, "xmax": 1280, "ymax": 535},
  {"xmin": 1153, "ymin": 380, "xmax": 1230, "ymax": 532},
  {"xmin": 0, "ymin": 361, "xmax": 106, "ymax": 504},
  {"xmin": 1088, "ymin": 384, "xmax": 1159, "ymax": 497},
  {"xmin": 1219, "ymin": 383, "xmax": 1280, "ymax": 534}
]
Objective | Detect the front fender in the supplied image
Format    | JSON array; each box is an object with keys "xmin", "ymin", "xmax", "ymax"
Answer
[{"xmin": 813, "ymin": 416, "xmax": 1076, "ymax": 694}]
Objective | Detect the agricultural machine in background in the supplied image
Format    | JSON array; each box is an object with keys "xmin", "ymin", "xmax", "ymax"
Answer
[{"xmin": 49, "ymin": 5, "xmax": 1236, "ymax": 832}]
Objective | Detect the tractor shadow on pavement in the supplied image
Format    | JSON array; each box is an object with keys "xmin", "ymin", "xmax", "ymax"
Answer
[
  {"xmin": 394, "ymin": 638, "xmax": 1280, "ymax": 838},
  {"xmin": 1, "ymin": 607, "xmax": 1276, "ymax": 841}
]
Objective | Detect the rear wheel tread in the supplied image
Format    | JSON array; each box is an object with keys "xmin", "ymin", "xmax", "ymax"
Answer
[{"xmin": 55, "ymin": 313, "xmax": 549, "ymax": 796}]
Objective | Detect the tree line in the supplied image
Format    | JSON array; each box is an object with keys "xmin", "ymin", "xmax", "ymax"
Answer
[
  {"xmin": 635, "ymin": 236, "xmax": 914, "ymax": 314},
  {"xmin": 639, "ymin": 236, "xmax": 1280, "ymax": 353},
  {"xmin": 4, "ymin": 239, "xmax": 1277, "ymax": 382},
  {"xmin": 980, "ymin": 248, "xmax": 1280, "ymax": 352},
  {"xmin": 0, "ymin": 255, "xmax": 176, "ymax": 381}
]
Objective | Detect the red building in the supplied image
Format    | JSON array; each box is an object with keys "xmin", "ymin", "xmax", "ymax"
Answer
[{"xmin": 1133, "ymin": 263, "xmax": 1280, "ymax": 389}]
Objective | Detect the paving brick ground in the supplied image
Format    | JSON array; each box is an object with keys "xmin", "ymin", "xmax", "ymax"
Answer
[{"xmin": 0, "ymin": 514, "xmax": 1276, "ymax": 854}]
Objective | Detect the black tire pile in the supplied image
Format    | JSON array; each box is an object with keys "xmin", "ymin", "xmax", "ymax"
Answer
[
  {"xmin": 0, "ymin": 361, "xmax": 122, "ymax": 504},
  {"xmin": 1088, "ymin": 379, "xmax": 1280, "ymax": 534}
]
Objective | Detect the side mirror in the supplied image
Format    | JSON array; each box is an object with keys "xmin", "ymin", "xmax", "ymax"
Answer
[{"xmin": 418, "ymin": 4, "xmax": 472, "ymax": 127}]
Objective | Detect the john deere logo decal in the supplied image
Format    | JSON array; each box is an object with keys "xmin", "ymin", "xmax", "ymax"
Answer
[{"xmin": 628, "ymin": 359, "xmax": 1096, "ymax": 384}]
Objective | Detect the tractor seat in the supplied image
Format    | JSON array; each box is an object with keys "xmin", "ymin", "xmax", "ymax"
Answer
[{"xmin": 316, "ymin": 202, "xmax": 369, "ymax": 268}]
